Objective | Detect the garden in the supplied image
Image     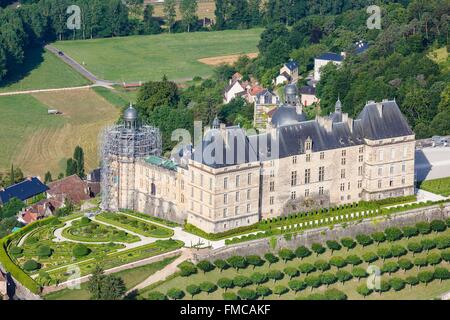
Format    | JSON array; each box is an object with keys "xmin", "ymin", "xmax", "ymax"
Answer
[
  {"xmin": 143, "ymin": 218, "xmax": 450, "ymax": 300},
  {"xmin": 418, "ymin": 177, "xmax": 450, "ymax": 197},
  {"xmin": 62, "ymin": 217, "xmax": 140, "ymax": 243},
  {"xmin": 97, "ymin": 212, "xmax": 174, "ymax": 238}
]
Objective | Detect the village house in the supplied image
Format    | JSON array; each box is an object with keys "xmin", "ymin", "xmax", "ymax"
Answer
[
  {"xmin": 314, "ymin": 52, "xmax": 345, "ymax": 81},
  {"xmin": 299, "ymin": 85, "xmax": 319, "ymax": 107},
  {"xmin": 0, "ymin": 177, "xmax": 48, "ymax": 206},
  {"xmin": 18, "ymin": 198, "xmax": 62, "ymax": 225},
  {"xmin": 47, "ymin": 174, "xmax": 94, "ymax": 206},
  {"xmin": 275, "ymin": 60, "xmax": 299, "ymax": 85}
]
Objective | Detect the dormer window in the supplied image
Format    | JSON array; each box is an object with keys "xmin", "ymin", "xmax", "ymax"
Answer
[{"xmin": 305, "ymin": 137, "xmax": 312, "ymax": 152}]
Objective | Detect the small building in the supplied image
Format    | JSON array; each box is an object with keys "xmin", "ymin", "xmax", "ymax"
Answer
[
  {"xmin": 275, "ymin": 72, "xmax": 291, "ymax": 85},
  {"xmin": 353, "ymin": 40, "xmax": 370, "ymax": 55},
  {"xmin": 253, "ymin": 89, "xmax": 280, "ymax": 129},
  {"xmin": 18, "ymin": 198, "xmax": 62, "ymax": 225},
  {"xmin": 0, "ymin": 177, "xmax": 49, "ymax": 206},
  {"xmin": 280, "ymin": 60, "xmax": 299, "ymax": 82},
  {"xmin": 314, "ymin": 52, "xmax": 345, "ymax": 81},
  {"xmin": 47, "ymin": 175, "xmax": 93, "ymax": 205},
  {"xmin": 299, "ymin": 86, "xmax": 319, "ymax": 107},
  {"xmin": 223, "ymin": 79, "xmax": 247, "ymax": 103}
]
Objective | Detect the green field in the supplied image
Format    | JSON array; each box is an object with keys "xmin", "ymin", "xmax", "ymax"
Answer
[
  {"xmin": 419, "ymin": 177, "xmax": 450, "ymax": 197},
  {"xmin": 53, "ymin": 29, "xmax": 262, "ymax": 83},
  {"xmin": 44, "ymin": 255, "xmax": 179, "ymax": 300},
  {"xmin": 0, "ymin": 48, "xmax": 90, "ymax": 93}
]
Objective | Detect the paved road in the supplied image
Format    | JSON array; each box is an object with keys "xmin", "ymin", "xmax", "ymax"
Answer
[
  {"xmin": 415, "ymin": 147, "xmax": 450, "ymax": 181},
  {"xmin": 0, "ymin": 85, "xmax": 94, "ymax": 97}
]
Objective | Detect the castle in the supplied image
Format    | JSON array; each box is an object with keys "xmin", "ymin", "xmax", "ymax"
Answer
[{"xmin": 102, "ymin": 85, "xmax": 416, "ymax": 234}]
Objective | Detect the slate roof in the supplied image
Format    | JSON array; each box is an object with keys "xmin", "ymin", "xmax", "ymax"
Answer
[
  {"xmin": 0, "ymin": 178, "xmax": 49, "ymax": 205},
  {"xmin": 271, "ymin": 105, "xmax": 307, "ymax": 127},
  {"xmin": 317, "ymin": 52, "xmax": 344, "ymax": 62},
  {"xmin": 299, "ymin": 86, "xmax": 316, "ymax": 95},
  {"xmin": 284, "ymin": 60, "xmax": 298, "ymax": 71},
  {"xmin": 353, "ymin": 41, "xmax": 370, "ymax": 54}
]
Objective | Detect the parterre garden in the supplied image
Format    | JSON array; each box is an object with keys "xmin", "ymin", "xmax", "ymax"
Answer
[
  {"xmin": 419, "ymin": 177, "xmax": 450, "ymax": 197},
  {"xmin": 97, "ymin": 212, "xmax": 174, "ymax": 238},
  {"xmin": 144, "ymin": 218, "xmax": 450, "ymax": 300}
]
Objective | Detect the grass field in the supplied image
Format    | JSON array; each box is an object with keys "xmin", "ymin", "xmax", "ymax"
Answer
[
  {"xmin": 53, "ymin": 29, "xmax": 262, "ymax": 83},
  {"xmin": 419, "ymin": 177, "xmax": 450, "ymax": 197},
  {"xmin": 0, "ymin": 48, "xmax": 90, "ymax": 93},
  {"xmin": 0, "ymin": 88, "xmax": 120, "ymax": 177},
  {"xmin": 44, "ymin": 255, "xmax": 179, "ymax": 300},
  {"xmin": 429, "ymin": 47, "xmax": 450, "ymax": 73}
]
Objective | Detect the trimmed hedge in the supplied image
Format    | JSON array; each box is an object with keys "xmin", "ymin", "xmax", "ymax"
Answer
[{"xmin": 0, "ymin": 217, "xmax": 57, "ymax": 294}]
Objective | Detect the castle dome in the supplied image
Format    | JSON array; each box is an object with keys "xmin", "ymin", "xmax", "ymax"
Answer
[
  {"xmin": 124, "ymin": 106, "xmax": 138, "ymax": 121},
  {"xmin": 271, "ymin": 105, "xmax": 306, "ymax": 127},
  {"xmin": 285, "ymin": 83, "xmax": 298, "ymax": 96}
]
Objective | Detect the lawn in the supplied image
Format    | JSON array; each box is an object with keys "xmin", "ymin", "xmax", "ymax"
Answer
[
  {"xmin": 0, "ymin": 88, "xmax": 120, "ymax": 176},
  {"xmin": 62, "ymin": 218, "xmax": 141, "ymax": 243},
  {"xmin": 144, "ymin": 228, "xmax": 450, "ymax": 300},
  {"xmin": 429, "ymin": 47, "xmax": 450, "ymax": 73},
  {"xmin": 97, "ymin": 212, "xmax": 174, "ymax": 238},
  {"xmin": 0, "ymin": 47, "xmax": 90, "ymax": 93},
  {"xmin": 43, "ymin": 255, "xmax": 179, "ymax": 300},
  {"xmin": 419, "ymin": 177, "xmax": 450, "ymax": 197},
  {"xmin": 53, "ymin": 29, "xmax": 262, "ymax": 83}
]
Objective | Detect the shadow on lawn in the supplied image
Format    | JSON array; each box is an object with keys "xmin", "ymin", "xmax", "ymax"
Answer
[{"xmin": 0, "ymin": 46, "xmax": 45, "ymax": 89}]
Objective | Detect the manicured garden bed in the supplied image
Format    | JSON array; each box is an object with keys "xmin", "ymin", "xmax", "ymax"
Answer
[
  {"xmin": 418, "ymin": 177, "xmax": 450, "ymax": 197},
  {"xmin": 97, "ymin": 212, "xmax": 174, "ymax": 238}
]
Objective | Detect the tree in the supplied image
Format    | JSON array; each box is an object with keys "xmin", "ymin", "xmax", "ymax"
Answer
[
  {"xmin": 434, "ymin": 267, "xmax": 450, "ymax": 283},
  {"xmin": 186, "ymin": 284, "xmax": 201, "ymax": 298},
  {"xmin": 256, "ymin": 286, "xmax": 272, "ymax": 299},
  {"xmin": 356, "ymin": 284, "xmax": 372, "ymax": 298},
  {"xmin": 36, "ymin": 245, "xmax": 52, "ymax": 258},
  {"xmin": 391, "ymin": 245, "xmax": 407, "ymax": 259},
  {"xmin": 87, "ymin": 266, "xmax": 106, "ymax": 300},
  {"xmin": 214, "ymin": 0, "xmax": 226, "ymax": 30},
  {"xmin": 267, "ymin": 270, "xmax": 283, "ymax": 283},
  {"xmin": 288, "ymin": 279, "xmax": 306, "ymax": 293},
  {"xmin": 329, "ymin": 256, "xmax": 347, "ymax": 269},
  {"xmin": 374, "ymin": 280, "xmax": 391, "ymax": 295},
  {"xmin": 180, "ymin": 0, "xmax": 198, "ymax": 33},
  {"xmin": 238, "ymin": 288, "xmax": 257, "ymax": 300},
  {"xmin": 416, "ymin": 222, "xmax": 431, "ymax": 235},
  {"xmin": 336, "ymin": 270, "xmax": 352, "ymax": 284},
  {"xmin": 273, "ymin": 285, "xmax": 289, "ymax": 297},
  {"xmin": 407, "ymin": 242, "xmax": 423, "ymax": 256},
  {"xmin": 384, "ymin": 227, "xmax": 403, "ymax": 242},
  {"xmin": 377, "ymin": 247, "xmax": 392, "ymax": 261},
  {"xmin": 295, "ymin": 245, "xmax": 311, "ymax": 259},
  {"xmin": 324, "ymin": 288, "xmax": 347, "ymax": 300},
  {"xmin": 427, "ymin": 252, "xmax": 442, "ymax": 265},
  {"xmin": 283, "ymin": 266, "xmax": 299, "ymax": 279},
  {"xmin": 167, "ymin": 288, "xmax": 185, "ymax": 300},
  {"xmin": 298, "ymin": 263, "xmax": 315, "ymax": 274},
  {"xmin": 351, "ymin": 267, "xmax": 368, "ymax": 281},
  {"xmin": 73, "ymin": 146, "xmax": 85, "ymax": 178},
  {"xmin": 371, "ymin": 232, "xmax": 386, "ymax": 245},
  {"xmin": 163, "ymin": 0, "xmax": 176, "ymax": 33},
  {"xmin": 340, "ymin": 237, "xmax": 356, "ymax": 251},
  {"xmin": 178, "ymin": 261, "xmax": 197, "ymax": 276},
  {"xmin": 222, "ymin": 292, "xmax": 239, "ymax": 300},
  {"xmin": 142, "ymin": 4, "xmax": 161, "ymax": 34},
  {"xmin": 311, "ymin": 243, "xmax": 325, "ymax": 256},
  {"xmin": 421, "ymin": 239, "xmax": 436, "ymax": 252},
  {"xmin": 430, "ymin": 220, "xmax": 447, "ymax": 232},
  {"xmin": 326, "ymin": 240, "xmax": 342, "ymax": 252},
  {"xmin": 278, "ymin": 248, "xmax": 295, "ymax": 263},
  {"xmin": 381, "ymin": 261, "xmax": 399, "ymax": 275},
  {"xmin": 214, "ymin": 259, "xmax": 229, "ymax": 272},
  {"xmin": 217, "ymin": 277, "xmax": 233, "ymax": 291},
  {"xmin": 245, "ymin": 255, "xmax": 264, "ymax": 269},
  {"xmin": 362, "ymin": 252, "xmax": 378, "ymax": 263},
  {"xmin": 398, "ymin": 258, "xmax": 413, "ymax": 272},
  {"xmin": 197, "ymin": 260, "xmax": 215, "ymax": 273},
  {"xmin": 44, "ymin": 171, "xmax": 52, "ymax": 184},
  {"xmin": 227, "ymin": 256, "xmax": 247, "ymax": 271},
  {"xmin": 320, "ymin": 272, "xmax": 337, "ymax": 287},
  {"xmin": 66, "ymin": 158, "xmax": 77, "ymax": 177},
  {"xmin": 250, "ymin": 272, "xmax": 267, "ymax": 285},
  {"xmin": 345, "ymin": 255, "xmax": 362, "ymax": 266},
  {"xmin": 100, "ymin": 275, "xmax": 126, "ymax": 300},
  {"xmin": 314, "ymin": 259, "xmax": 330, "ymax": 272},
  {"xmin": 147, "ymin": 291, "xmax": 166, "ymax": 300},
  {"xmin": 233, "ymin": 275, "xmax": 252, "ymax": 288},
  {"xmin": 402, "ymin": 226, "xmax": 419, "ymax": 238},
  {"xmin": 263, "ymin": 252, "xmax": 279, "ymax": 267},
  {"xmin": 305, "ymin": 275, "xmax": 321, "ymax": 290},
  {"xmin": 0, "ymin": 197, "xmax": 25, "ymax": 219},
  {"xmin": 355, "ymin": 234, "xmax": 373, "ymax": 247},
  {"xmin": 414, "ymin": 256, "xmax": 428, "ymax": 269},
  {"xmin": 23, "ymin": 260, "xmax": 40, "ymax": 272},
  {"xmin": 405, "ymin": 276, "xmax": 419, "ymax": 289},
  {"xmin": 417, "ymin": 271, "xmax": 434, "ymax": 286},
  {"xmin": 73, "ymin": 244, "xmax": 90, "ymax": 258},
  {"xmin": 199, "ymin": 281, "xmax": 217, "ymax": 295}
]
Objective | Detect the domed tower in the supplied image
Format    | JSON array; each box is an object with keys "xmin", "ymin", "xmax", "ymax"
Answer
[
  {"xmin": 212, "ymin": 116, "xmax": 220, "ymax": 129},
  {"xmin": 101, "ymin": 106, "xmax": 162, "ymax": 212},
  {"xmin": 285, "ymin": 84, "xmax": 299, "ymax": 106}
]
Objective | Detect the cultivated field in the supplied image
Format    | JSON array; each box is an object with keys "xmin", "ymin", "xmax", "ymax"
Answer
[
  {"xmin": 0, "ymin": 89, "xmax": 120, "ymax": 177},
  {"xmin": 53, "ymin": 29, "xmax": 262, "ymax": 83},
  {"xmin": 151, "ymin": 0, "xmax": 216, "ymax": 20},
  {"xmin": 198, "ymin": 53, "xmax": 259, "ymax": 66},
  {"xmin": 0, "ymin": 48, "xmax": 90, "ymax": 93}
]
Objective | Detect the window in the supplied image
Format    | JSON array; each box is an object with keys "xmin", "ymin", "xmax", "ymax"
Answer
[
  {"xmin": 340, "ymin": 169, "xmax": 346, "ymax": 179},
  {"xmin": 319, "ymin": 186, "xmax": 324, "ymax": 196},
  {"xmin": 223, "ymin": 194, "xmax": 228, "ymax": 204},
  {"xmin": 223, "ymin": 208, "xmax": 228, "ymax": 218},
  {"xmin": 236, "ymin": 191, "xmax": 240, "ymax": 202},
  {"xmin": 306, "ymin": 154, "xmax": 311, "ymax": 162},
  {"xmin": 319, "ymin": 167, "xmax": 325, "ymax": 182},
  {"xmin": 403, "ymin": 146, "xmax": 408, "ymax": 158},
  {"xmin": 270, "ymin": 170, "xmax": 275, "ymax": 178},
  {"xmin": 379, "ymin": 150, "xmax": 384, "ymax": 161},
  {"xmin": 306, "ymin": 140, "xmax": 312, "ymax": 151},
  {"xmin": 359, "ymin": 147, "xmax": 364, "ymax": 153},
  {"xmin": 378, "ymin": 180, "xmax": 382, "ymax": 188},
  {"xmin": 391, "ymin": 149, "xmax": 395, "ymax": 160},
  {"xmin": 402, "ymin": 162, "xmax": 406, "ymax": 173},
  {"xmin": 181, "ymin": 180, "xmax": 184, "ymax": 190},
  {"xmin": 270, "ymin": 181, "xmax": 275, "ymax": 192},
  {"xmin": 235, "ymin": 206, "xmax": 239, "ymax": 215},
  {"xmin": 348, "ymin": 182, "xmax": 351, "ymax": 190},
  {"xmin": 320, "ymin": 152, "xmax": 325, "ymax": 160},
  {"xmin": 181, "ymin": 194, "xmax": 185, "ymax": 203},
  {"xmin": 358, "ymin": 166, "xmax": 363, "ymax": 176},
  {"xmin": 209, "ymin": 194, "xmax": 212, "ymax": 205},
  {"xmin": 224, "ymin": 177, "xmax": 228, "ymax": 189},
  {"xmin": 291, "ymin": 191, "xmax": 296, "ymax": 200},
  {"xmin": 378, "ymin": 167, "xmax": 383, "ymax": 176},
  {"xmin": 270, "ymin": 196, "xmax": 274, "ymax": 205},
  {"xmin": 292, "ymin": 156, "xmax": 297, "ymax": 164},
  {"xmin": 200, "ymin": 174, "xmax": 204, "ymax": 187},
  {"xmin": 359, "ymin": 155, "xmax": 364, "ymax": 162},
  {"xmin": 191, "ymin": 187, "xmax": 194, "ymax": 197},
  {"xmin": 305, "ymin": 189, "xmax": 310, "ymax": 197},
  {"xmin": 291, "ymin": 171, "xmax": 297, "ymax": 186},
  {"xmin": 402, "ymin": 176, "xmax": 406, "ymax": 185},
  {"xmin": 248, "ymin": 173, "xmax": 252, "ymax": 185},
  {"xmin": 209, "ymin": 178, "xmax": 213, "ymax": 190},
  {"xmin": 247, "ymin": 189, "xmax": 251, "ymax": 200},
  {"xmin": 358, "ymin": 180, "xmax": 362, "ymax": 188},
  {"xmin": 305, "ymin": 169, "xmax": 311, "ymax": 184},
  {"xmin": 200, "ymin": 190, "xmax": 203, "ymax": 202},
  {"xmin": 247, "ymin": 204, "xmax": 251, "ymax": 213},
  {"xmin": 390, "ymin": 165, "xmax": 394, "ymax": 175},
  {"xmin": 341, "ymin": 158, "xmax": 346, "ymax": 165},
  {"xmin": 342, "ymin": 150, "xmax": 347, "ymax": 157},
  {"xmin": 236, "ymin": 175, "xmax": 240, "ymax": 187},
  {"xmin": 340, "ymin": 183, "xmax": 345, "ymax": 192},
  {"xmin": 389, "ymin": 179, "xmax": 394, "ymax": 187}
]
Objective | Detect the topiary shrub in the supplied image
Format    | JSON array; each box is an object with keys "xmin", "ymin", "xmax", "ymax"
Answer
[
  {"xmin": 72, "ymin": 244, "xmax": 91, "ymax": 258},
  {"xmin": 23, "ymin": 259, "xmax": 40, "ymax": 272},
  {"xmin": 80, "ymin": 217, "xmax": 91, "ymax": 226},
  {"xmin": 36, "ymin": 245, "xmax": 52, "ymax": 257},
  {"xmin": 9, "ymin": 246, "xmax": 23, "ymax": 257}
]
